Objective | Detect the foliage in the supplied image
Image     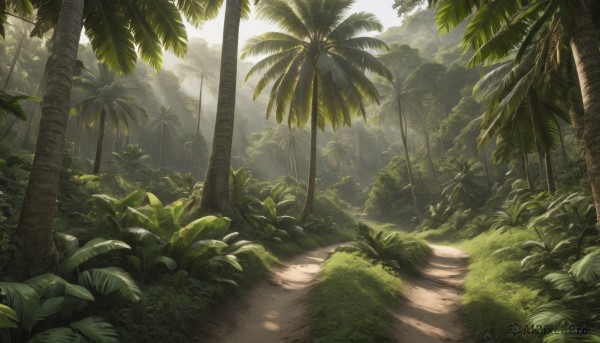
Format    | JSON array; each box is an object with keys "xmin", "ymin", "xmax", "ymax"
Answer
[{"xmin": 341, "ymin": 223, "xmax": 430, "ymax": 273}]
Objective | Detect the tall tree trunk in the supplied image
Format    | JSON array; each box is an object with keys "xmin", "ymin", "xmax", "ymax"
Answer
[
  {"xmin": 398, "ymin": 100, "xmax": 422, "ymax": 222},
  {"xmin": 423, "ymin": 116, "xmax": 438, "ymax": 185},
  {"xmin": 190, "ymin": 75, "xmax": 204, "ymax": 178},
  {"xmin": 16, "ymin": 0, "xmax": 84, "ymax": 278},
  {"xmin": 355, "ymin": 128, "xmax": 360, "ymax": 180},
  {"xmin": 292, "ymin": 133, "xmax": 298, "ymax": 180},
  {"xmin": 3, "ymin": 27, "xmax": 27, "ymax": 89},
  {"xmin": 93, "ymin": 110, "xmax": 106, "ymax": 174},
  {"xmin": 480, "ymin": 146, "xmax": 491, "ymax": 187},
  {"xmin": 522, "ymin": 150, "xmax": 533, "ymax": 190},
  {"xmin": 545, "ymin": 152, "xmax": 556, "ymax": 193},
  {"xmin": 200, "ymin": 0, "xmax": 241, "ymax": 215},
  {"xmin": 159, "ymin": 117, "xmax": 164, "ymax": 168},
  {"xmin": 301, "ymin": 74, "xmax": 319, "ymax": 220},
  {"xmin": 570, "ymin": 1, "xmax": 600, "ymax": 221},
  {"xmin": 74, "ymin": 114, "xmax": 83, "ymax": 156}
]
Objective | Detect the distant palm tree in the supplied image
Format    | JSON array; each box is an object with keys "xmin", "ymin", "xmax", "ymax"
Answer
[
  {"xmin": 378, "ymin": 68, "xmax": 424, "ymax": 222},
  {"xmin": 322, "ymin": 138, "xmax": 352, "ymax": 177},
  {"xmin": 148, "ymin": 106, "xmax": 181, "ymax": 168},
  {"xmin": 243, "ymin": 0, "xmax": 391, "ymax": 219},
  {"xmin": 74, "ymin": 63, "xmax": 147, "ymax": 174},
  {"xmin": 176, "ymin": 39, "xmax": 218, "ymax": 178}
]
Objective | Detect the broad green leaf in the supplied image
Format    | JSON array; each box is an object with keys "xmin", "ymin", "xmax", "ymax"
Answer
[
  {"xmin": 69, "ymin": 317, "xmax": 119, "ymax": 343},
  {"xmin": 59, "ymin": 239, "xmax": 131, "ymax": 275},
  {"xmin": 0, "ymin": 282, "xmax": 40, "ymax": 331},
  {"xmin": 78, "ymin": 267, "xmax": 142, "ymax": 302},
  {"xmin": 0, "ymin": 304, "xmax": 18, "ymax": 329}
]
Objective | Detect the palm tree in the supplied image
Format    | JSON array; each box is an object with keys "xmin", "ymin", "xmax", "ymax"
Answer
[
  {"xmin": 430, "ymin": 0, "xmax": 600, "ymax": 219},
  {"xmin": 198, "ymin": 0, "xmax": 254, "ymax": 214},
  {"xmin": 322, "ymin": 138, "xmax": 352, "ymax": 178},
  {"xmin": 16, "ymin": 0, "xmax": 193, "ymax": 277},
  {"xmin": 441, "ymin": 159, "xmax": 485, "ymax": 206},
  {"xmin": 176, "ymin": 38, "xmax": 218, "ymax": 178},
  {"xmin": 112, "ymin": 144, "xmax": 151, "ymax": 178},
  {"xmin": 243, "ymin": 0, "xmax": 391, "ymax": 219},
  {"xmin": 73, "ymin": 63, "xmax": 147, "ymax": 174},
  {"xmin": 148, "ymin": 106, "xmax": 181, "ymax": 169},
  {"xmin": 378, "ymin": 68, "xmax": 424, "ymax": 222}
]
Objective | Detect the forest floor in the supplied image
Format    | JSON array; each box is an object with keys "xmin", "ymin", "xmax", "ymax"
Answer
[
  {"xmin": 203, "ymin": 243, "xmax": 470, "ymax": 343},
  {"xmin": 392, "ymin": 244, "xmax": 470, "ymax": 342},
  {"xmin": 204, "ymin": 243, "xmax": 345, "ymax": 343}
]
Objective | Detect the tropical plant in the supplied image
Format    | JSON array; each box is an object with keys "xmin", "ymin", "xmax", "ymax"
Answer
[
  {"xmin": 166, "ymin": 215, "xmax": 260, "ymax": 283},
  {"xmin": 246, "ymin": 197, "xmax": 305, "ymax": 242},
  {"xmin": 440, "ymin": 159, "xmax": 486, "ymax": 206},
  {"xmin": 0, "ymin": 90, "xmax": 38, "ymax": 122},
  {"xmin": 342, "ymin": 223, "xmax": 428, "ymax": 273},
  {"xmin": 243, "ymin": 0, "xmax": 391, "ymax": 219},
  {"xmin": 531, "ymin": 250, "xmax": 600, "ymax": 342},
  {"xmin": 112, "ymin": 144, "xmax": 151, "ymax": 178}
]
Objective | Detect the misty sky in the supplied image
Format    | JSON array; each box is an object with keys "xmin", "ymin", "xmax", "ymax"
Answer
[{"xmin": 187, "ymin": 0, "xmax": 400, "ymax": 49}]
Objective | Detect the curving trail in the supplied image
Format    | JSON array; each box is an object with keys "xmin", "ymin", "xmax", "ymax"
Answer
[
  {"xmin": 392, "ymin": 244, "xmax": 470, "ymax": 343},
  {"xmin": 206, "ymin": 243, "xmax": 344, "ymax": 343}
]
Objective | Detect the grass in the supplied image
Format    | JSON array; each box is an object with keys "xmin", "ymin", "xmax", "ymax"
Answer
[
  {"xmin": 310, "ymin": 252, "xmax": 402, "ymax": 343},
  {"xmin": 457, "ymin": 229, "xmax": 543, "ymax": 343},
  {"xmin": 310, "ymin": 225, "xmax": 431, "ymax": 342}
]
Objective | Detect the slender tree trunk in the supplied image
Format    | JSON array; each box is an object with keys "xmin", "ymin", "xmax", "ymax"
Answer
[
  {"xmin": 159, "ymin": 118, "xmax": 164, "ymax": 168},
  {"xmin": 570, "ymin": 1, "xmax": 600, "ymax": 221},
  {"xmin": 521, "ymin": 150, "xmax": 533, "ymax": 190},
  {"xmin": 355, "ymin": 128, "xmax": 360, "ymax": 180},
  {"xmin": 398, "ymin": 100, "xmax": 422, "ymax": 222},
  {"xmin": 423, "ymin": 117, "xmax": 438, "ymax": 185},
  {"xmin": 190, "ymin": 75, "xmax": 204, "ymax": 178},
  {"xmin": 15, "ymin": 0, "xmax": 84, "ymax": 278},
  {"xmin": 200, "ymin": 0, "xmax": 241, "ymax": 215},
  {"xmin": 557, "ymin": 124, "xmax": 570, "ymax": 164},
  {"xmin": 292, "ymin": 133, "xmax": 298, "ymax": 180},
  {"xmin": 74, "ymin": 114, "xmax": 82, "ymax": 156},
  {"xmin": 93, "ymin": 110, "xmax": 106, "ymax": 174},
  {"xmin": 3, "ymin": 27, "xmax": 27, "ymax": 89},
  {"xmin": 480, "ymin": 146, "xmax": 491, "ymax": 187},
  {"xmin": 545, "ymin": 152, "xmax": 556, "ymax": 193},
  {"xmin": 301, "ymin": 74, "xmax": 319, "ymax": 220}
]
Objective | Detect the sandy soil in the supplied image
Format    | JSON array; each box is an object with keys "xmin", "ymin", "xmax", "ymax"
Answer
[
  {"xmin": 205, "ymin": 243, "xmax": 343, "ymax": 343},
  {"xmin": 392, "ymin": 244, "xmax": 470, "ymax": 343}
]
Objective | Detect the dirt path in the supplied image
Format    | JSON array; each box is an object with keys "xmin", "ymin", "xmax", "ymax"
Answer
[
  {"xmin": 392, "ymin": 244, "xmax": 470, "ymax": 343},
  {"xmin": 206, "ymin": 243, "xmax": 344, "ymax": 343}
]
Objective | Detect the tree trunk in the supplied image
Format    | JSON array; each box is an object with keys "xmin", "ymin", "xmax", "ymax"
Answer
[
  {"xmin": 159, "ymin": 113, "xmax": 164, "ymax": 168},
  {"xmin": 301, "ymin": 74, "xmax": 319, "ymax": 220},
  {"xmin": 423, "ymin": 116, "xmax": 438, "ymax": 185},
  {"xmin": 398, "ymin": 100, "xmax": 422, "ymax": 222},
  {"xmin": 16, "ymin": 0, "xmax": 84, "ymax": 278},
  {"xmin": 190, "ymin": 75, "xmax": 204, "ymax": 178},
  {"xmin": 93, "ymin": 109, "xmax": 107, "ymax": 174},
  {"xmin": 74, "ymin": 114, "xmax": 83, "ymax": 156},
  {"xmin": 545, "ymin": 152, "xmax": 556, "ymax": 193},
  {"xmin": 3, "ymin": 27, "xmax": 27, "ymax": 89},
  {"xmin": 200, "ymin": 0, "xmax": 241, "ymax": 215},
  {"xmin": 522, "ymin": 150, "xmax": 533, "ymax": 190},
  {"xmin": 570, "ymin": 1, "xmax": 600, "ymax": 221}
]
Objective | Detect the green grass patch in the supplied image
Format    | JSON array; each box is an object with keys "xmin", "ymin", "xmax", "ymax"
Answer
[
  {"xmin": 311, "ymin": 252, "xmax": 402, "ymax": 343},
  {"xmin": 458, "ymin": 229, "xmax": 544, "ymax": 342}
]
